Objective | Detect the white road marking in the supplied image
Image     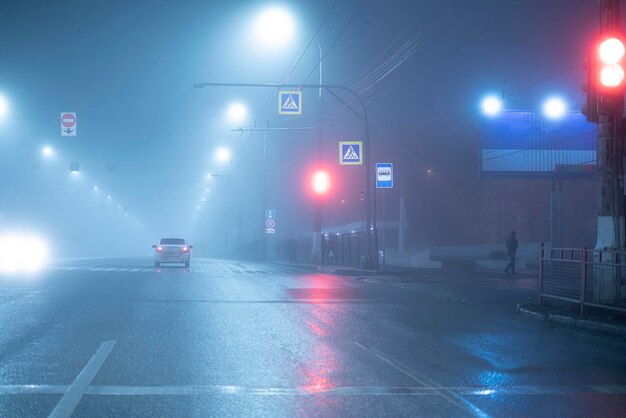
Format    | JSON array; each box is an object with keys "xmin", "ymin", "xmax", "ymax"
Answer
[
  {"xmin": 1, "ymin": 384, "xmax": 625, "ymax": 397},
  {"xmin": 48, "ymin": 340, "xmax": 116, "ymax": 418},
  {"xmin": 356, "ymin": 341, "xmax": 491, "ymax": 418}
]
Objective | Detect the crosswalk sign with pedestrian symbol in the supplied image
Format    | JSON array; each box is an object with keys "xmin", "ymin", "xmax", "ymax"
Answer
[
  {"xmin": 339, "ymin": 141, "xmax": 363, "ymax": 165},
  {"xmin": 278, "ymin": 90, "xmax": 302, "ymax": 115}
]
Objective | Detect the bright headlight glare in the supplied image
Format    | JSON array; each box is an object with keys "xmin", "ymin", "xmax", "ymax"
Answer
[{"xmin": 0, "ymin": 233, "xmax": 50, "ymax": 273}]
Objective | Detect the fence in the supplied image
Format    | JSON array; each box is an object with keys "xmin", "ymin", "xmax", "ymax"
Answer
[
  {"xmin": 322, "ymin": 230, "xmax": 379, "ymax": 268},
  {"xmin": 540, "ymin": 243, "xmax": 626, "ymax": 314}
]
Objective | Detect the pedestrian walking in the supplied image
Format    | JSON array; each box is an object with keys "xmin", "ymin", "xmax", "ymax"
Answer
[{"xmin": 504, "ymin": 231, "xmax": 518, "ymax": 275}]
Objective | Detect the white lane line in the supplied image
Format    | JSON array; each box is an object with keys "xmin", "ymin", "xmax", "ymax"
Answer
[
  {"xmin": 48, "ymin": 340, "xmax": 116, "ymax": 418},
  {"xmin": 0, "ymin": 385, "xmax": 68, "ymax": 395},
  {"xmin": 2, "ymin": 384, "xmax": 626, "ymax": 397},
  {"xmin": 356, "ymin": 341, "xmax": 491, "ymax": 418}
]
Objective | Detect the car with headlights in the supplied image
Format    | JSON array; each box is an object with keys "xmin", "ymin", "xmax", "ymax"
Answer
[{"xmin": 152, "ymin": 238, "xmax": 192, "ymax": 267}]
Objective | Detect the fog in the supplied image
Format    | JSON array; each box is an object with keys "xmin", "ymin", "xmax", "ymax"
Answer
[{"xmin": 0, "ymin": 0, "xmax": 601, "ymax": 262}]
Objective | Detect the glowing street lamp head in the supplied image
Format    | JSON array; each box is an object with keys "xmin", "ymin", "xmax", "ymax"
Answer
[
  {"xmin": 215, "ymin": 146, "xmax": 232, "ymax": 163},
  {"xmin": 42, "ymin": 146, "xmax": 53, "ymax": 157},
  {"xmin": 481, "ymin": 96, "xmax": 502, "ymax": 116},
  {"xmin": 0, "ymin": 94, "xmax": 8, "ymax": 118},
  {"xmin": 0, "ymin": 94, "xmax": 8, "ymax": 117},
  {"xmin": 254, "ymin": 6, "xmax": 295, "ymax": 49},
  {"xmin": 543, "ymin": 97, "xmax": 567, "ymax": 119},
  {"xmin": 227, "ymin": 102, "xmax": 247, "ymax": 123}
]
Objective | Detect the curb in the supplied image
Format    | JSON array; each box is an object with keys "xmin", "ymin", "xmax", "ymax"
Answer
[
  {"xmin": 517, "ymin": 304, "xmax": 626, "ymax": 337},
  {"xmin": 317, "ymin": 266, "xmax": 380, "ymax": 277}
]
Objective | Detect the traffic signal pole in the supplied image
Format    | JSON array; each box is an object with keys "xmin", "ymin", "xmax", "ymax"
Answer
[
  {"xmin": 312, "ymin": 41, "xmax": 324, "ymax": 265},
  {"xmin": 597, "ymin": 113, "xmax": 624, "ymax": 251},
  {"xmin": 594, "ymin": 0, "xmax": 624, "ymax": 302}
]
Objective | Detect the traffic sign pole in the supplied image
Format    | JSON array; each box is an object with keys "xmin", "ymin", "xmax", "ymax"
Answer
[{"xmin": 382, "ymin": 188, "xmax": 386, "ymax": 269}]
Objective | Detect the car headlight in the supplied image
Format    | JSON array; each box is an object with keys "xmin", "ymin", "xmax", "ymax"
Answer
[{"xmin": 0, "ymin": 233, "xmax": 50, "ymax": 273}]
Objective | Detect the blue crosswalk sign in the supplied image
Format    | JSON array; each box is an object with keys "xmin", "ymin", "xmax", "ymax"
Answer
[
  {"xmin": 339, "ymin": 141, "xmax": 363, "ymax": 165},
  {"xmin": 376, "ymin": 163, "xmax": 393, "ymax": 188},
  {"xmin": 278, "ymin": 91, "xmax": 302, "ymax": 115}
]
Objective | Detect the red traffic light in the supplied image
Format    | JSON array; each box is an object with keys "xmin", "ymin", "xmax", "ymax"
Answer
[
  {"xmin": 311, "ymin": 170, "xmax": 331, "ymax": 196},
  {"xmin": 598, "ymin": 37, "xmax": 625, "ymax": 88}
]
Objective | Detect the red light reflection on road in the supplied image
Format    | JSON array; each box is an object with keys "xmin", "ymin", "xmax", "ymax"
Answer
[
  {"xmin": 296, "ymin": 274, "xmax": 345, "ymax": 411},
  {"xmin": 299, "ymin": 345, "xmax": 337, "ymax": 394}
]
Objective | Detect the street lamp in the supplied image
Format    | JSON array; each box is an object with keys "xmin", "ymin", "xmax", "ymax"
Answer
[
  {"xmin": 481, "ymin": 96, "xmax": 502, "ymax": 116},
  {"xmin": 543, "ymin": 97, "xmax": 567, "ymax": 120},
  {"xmin": 42, "ymin": 146, "xmax": 54, "ymax": 157},
  {"xmin": 253, "ymin": 6, "xmax": 295, "ymax": 49},
  {"xmin": 227, "ymin": 102, "xmax": 247, "ymax": 123},
  {"xmin": 0, "ymin": 94, "xmax": 9, "ymax": 119},
  {"xmin": 215, "ymin": 146, "xmax": 232, "ymax": 163}
]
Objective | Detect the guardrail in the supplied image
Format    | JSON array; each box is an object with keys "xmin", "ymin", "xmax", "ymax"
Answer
[{"xmin": 540, "ymin": 243, "xmax": 626, "ymax": 314}]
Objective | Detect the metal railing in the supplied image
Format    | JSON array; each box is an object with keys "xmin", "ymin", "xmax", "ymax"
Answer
[
  {"xmin": 539, "ymin": 243, "xmax": 626, "ymax": 314},
  {"xmin": 322, "ymin": 230, "xmax": 379, "ymax": 268}
]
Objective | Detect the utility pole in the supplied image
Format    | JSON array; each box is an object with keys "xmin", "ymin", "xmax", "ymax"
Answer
[
  {"xmin": 312, "ymin": 40, "xmax": 324, "ymax": 265},
  {"xmin": 593, "ymin": 0, "xmax": 625, "ymax": 302},
  {"xmin": 596, "ymin": 0, "xmax": 624, "ymax": 250}
]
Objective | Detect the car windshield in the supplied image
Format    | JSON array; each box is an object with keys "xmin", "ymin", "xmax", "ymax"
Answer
[{"xmin": 160, "ymin": 238, "xmax": 186, "ymax": 245}]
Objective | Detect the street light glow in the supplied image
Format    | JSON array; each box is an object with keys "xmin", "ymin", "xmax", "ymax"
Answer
[
  {"xmin": 0, "ymin": 94, "xmax": 8, "ymax": 118},
  {"xmin": 42, "ymin": 146, "xmax": 54, "ymax": 157},
  {"xmin": 254, "ymin": 6, "xmax": 295, "ymax": 49},
  {"xmin": 227, "ymin": 102, "xmax": 247, "ymax": 123},
  {"xmin": 215, "ymin": 146, "xmax": 232, "ymax": 163},
  {"xmin": 481, "ymin": 96, "xmax": 502, "ymax": 116},
  {"xmin": 543, "ymin": 97, "xmax": 567, "ymax": 119}
]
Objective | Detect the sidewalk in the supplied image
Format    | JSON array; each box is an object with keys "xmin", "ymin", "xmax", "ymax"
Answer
[{"xmin": 517, "ymin": 303, "xmax": 626, "ymax": 338}]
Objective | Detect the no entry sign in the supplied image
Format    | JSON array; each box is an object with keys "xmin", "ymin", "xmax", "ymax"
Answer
[{"xmin": 61, "ymin": 112, "xmax": 77, "ymax": 136}]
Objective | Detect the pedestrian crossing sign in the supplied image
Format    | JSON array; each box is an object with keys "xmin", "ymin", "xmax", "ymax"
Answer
[
  {"xmin": 339, "ymin": 141, "xmax": 363, "ymax": 165},
  {"xmin": 278, "ymin": 90, "xmax": 302, "ymax": 115}
]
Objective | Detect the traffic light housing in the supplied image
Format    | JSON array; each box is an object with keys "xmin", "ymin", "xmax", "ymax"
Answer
[
  {"xmin": 597, "ymin": 36, "xmax": 625, "ymax": 115},
  {"xmin": 582, "ymin": 49, "xmax": 599, "ymax": 122},
  {"xmin": 583, "ymin": 35, "xmax": 626, "ymax": 120}
]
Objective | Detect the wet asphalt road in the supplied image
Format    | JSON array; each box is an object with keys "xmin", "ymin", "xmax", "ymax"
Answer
[{"xmin": 1, "ymin": 258, "xmax": 626, "ymax": 417}]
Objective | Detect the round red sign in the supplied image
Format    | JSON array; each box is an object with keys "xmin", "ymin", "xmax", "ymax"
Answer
[{"xmin": 61, "ymin": 113, "xmax": 76, "ymax": 127}]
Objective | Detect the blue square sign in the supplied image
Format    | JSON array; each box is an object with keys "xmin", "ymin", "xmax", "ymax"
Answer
[
  {"xmin": 376, "ymin": 163, "xmax": 393, "ymax": 188},
  {"xmin": 339, "ymin": 141, "xmax": 363, "ymax": 165},
  {"xmin": 278, "ymin": 91, "xmax": 302, "ymax": 115}
]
